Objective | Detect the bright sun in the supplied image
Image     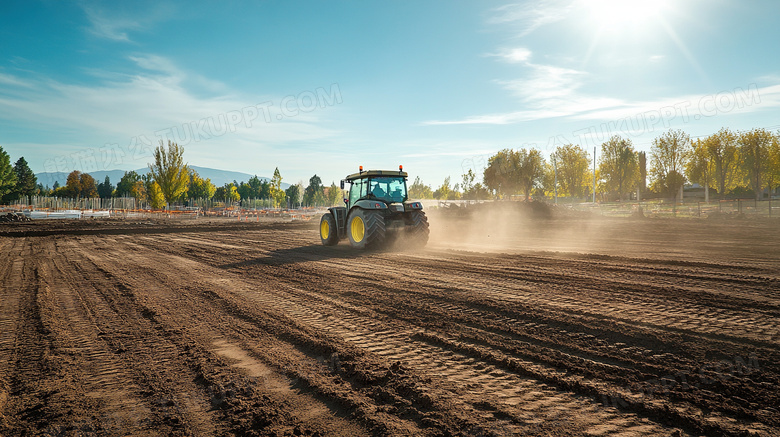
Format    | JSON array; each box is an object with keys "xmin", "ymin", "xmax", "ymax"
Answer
[{"xmin": 584, "ymin": 0, "xmax": 670, "ymax": 33}]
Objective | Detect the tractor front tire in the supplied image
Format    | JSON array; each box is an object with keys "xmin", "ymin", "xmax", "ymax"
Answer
[
  {"xmin": 408, "ymin": 210, "xmax": 430, "ymax": 247},
  {"xmin": 320, "ymin": 213, "xmax": 339, "ymax": 246},
  {"xmin": 347, "ymin": 208, "xmax": 386, "ymax": 249}
]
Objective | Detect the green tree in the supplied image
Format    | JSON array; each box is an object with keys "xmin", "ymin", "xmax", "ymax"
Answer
[
  {"xmin": 9, "ymin": 157, "xmax": 37, "ymax": 202},
  {"xmin": 237, "ymin": 181, "xmax": 252, "ymax": 201},
  {"xmin": 187, "ymin": 171, "xmax": 216, "ymax": 199},
  {"xmin": 97, "ymin": 175, "xmax": 114, "ymax": 199},
  {"xmin": 517, "ymin": 148, "xmax": 545, "ymax": 201},
  {"xmin": 142, "ymin": 173, "xmax": 155, "ymax": 202},
  {"xmin": 705, "ymin": 128, "xmax": 741, "ymax": 198},
  {"xmin": 471, "ymin": 183, "xmax": 490, "ymax": 200},
  {"xmin": 460, "ymin": 170, "xmax": 475, "ymax": 199},
  {"xmin": 483, "ymin": 149, "xmax": 518, "ymax": 197},
  {"xmin": 37, "ymin": 183, "xmax": 51, "ymax": 197},
  {"xmin": 650, "ymin": 129, "xmax": 691, "ymax": 206},
  {"xmin": 768, "ymin": 137, "xmax": 780, "ymax": 196},
  {"xmin": 738, "ymin": 128, "xmax": 777, "ymax": 200},
  {"xmin": 326, "ymin": 182, "xmax": 342, "ymax": 206},
  {"xmin": 408, "ymin": 176, "xmax": 433, "ymax": 199},
  {"xmin": 215, "ymin": 183, "xmax": 240, "ymax": 203},
  {"xmin": 270, "ymin": 167, "xmax": 285, "ymax": 207},
  {"xmin": 0, "ymin": 146, "xmax": 17, "ymax": 201},
  {"xmin": 461, "ymin": 169, "xmax": 490, "ymax": 200},
  {"xmin": 285, "ymin": 183, "xmax": 302, "ymax": 208},
  {"xmin": 303, "ymin": 174, "xmax": 325, "ymax": 206},
  {"xmin": 553, "ymin": 144, "xmax": 590, "ymax": 198},
  {"xmin": 599, "ymin": 136, "xmax": 639, "ymax": 201},
  {"xmin": 686, "ymin": 139, "xmax": 713, "ymax": 202},
  {"xmin": 483, "ymin": 148, "xmax": 544, "ymax": 200},
  {"xmin": 433, "ymin": 176, "xmax": 451, "ymax": 200},
  {"xmin": 116, "ymin": 171, "xmax": 142, "ymax": 197},
  {"xmin": 149, "ymin": 140, "xmax": 189, "ymax": 205},
  {"xmin": 248, "ymin": 175, "xmax": 264, "ymax": 198},
  {"xmin": 638, "ymin": 151, "xmax": 647, "ymax": 199},
  {"xmin": 258, "ymin": 180, "xmax": 271, "ymax": 199}
]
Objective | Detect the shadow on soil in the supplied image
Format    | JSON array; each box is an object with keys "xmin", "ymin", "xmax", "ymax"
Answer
[{"xmin": 219, "ymin": 243, "xmax": 373, "ymax": 268}]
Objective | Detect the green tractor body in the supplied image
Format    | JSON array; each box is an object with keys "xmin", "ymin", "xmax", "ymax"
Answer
[{"xmin": 319, "ymin": 168, "xmax": 429, "ymax": 249}]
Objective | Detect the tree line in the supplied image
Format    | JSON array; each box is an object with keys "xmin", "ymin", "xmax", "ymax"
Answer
[
  {"xmin": 0, "ymin": 141, "xmax": 346, "ymax": 209},
  {"xmin": 7, "ymin": 127, "xmax": 777, "ymax": 208},
  {"xmin": 409, "ymin": 128, "xmax": 780, "ymax": 203}
]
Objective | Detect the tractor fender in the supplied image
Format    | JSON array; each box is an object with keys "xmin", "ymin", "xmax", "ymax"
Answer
[
  {"xmin": 328, "ymin": 206, "xmax": 348, "ymax": 239},
  {"xmin": 327, "ymin": 206, "xmax": 347, "ymax": 216},
  {"xmin": 352, "ymin": 199, "xmax": 388, "ymax": 210}
]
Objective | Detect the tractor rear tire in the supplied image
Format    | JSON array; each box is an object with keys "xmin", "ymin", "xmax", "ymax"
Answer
[
  {"xmin": 320, "ymin": 213, "xmax": 339, "ymax": 246},
  {"xmin": 347, "ymin": 208, "xmax": 386, "ymax": 249},
  {"xmin": 408, "ymin": 210, "xmax": 430, "ymax": 247}
]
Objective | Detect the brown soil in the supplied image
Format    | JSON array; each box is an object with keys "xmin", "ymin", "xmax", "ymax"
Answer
[{"xmin": 1, "ymin": 215, "xmax": 778, "ymax": 436}]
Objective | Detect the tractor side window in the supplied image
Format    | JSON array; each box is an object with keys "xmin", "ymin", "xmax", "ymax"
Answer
[{"xmin": 349, "ymin": 180, "xmax": 364, "ymax": 205}]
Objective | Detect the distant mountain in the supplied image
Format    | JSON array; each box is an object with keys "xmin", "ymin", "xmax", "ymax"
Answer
[{"xmin": 36, "ymin": 166, "xmax": 290, "ymax": 190}]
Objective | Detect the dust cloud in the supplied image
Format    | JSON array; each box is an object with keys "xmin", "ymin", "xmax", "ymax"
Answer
[{"xmin": 424, "ymin": 201, "xmax": 780, "ymax": 266}]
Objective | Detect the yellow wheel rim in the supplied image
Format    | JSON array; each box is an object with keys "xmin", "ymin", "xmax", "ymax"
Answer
[
  {"xmin": 320, "ymin": 219, "xmax": 330, "ymax": 239},
  {"xmin": 351, "ymin": 216, "xmax": 365, "ymax": 243}
]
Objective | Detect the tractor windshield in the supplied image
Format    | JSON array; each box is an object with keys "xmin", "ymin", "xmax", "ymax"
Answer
[{"xmin": 367, "ymin": 177, "xmax": 407, "ymax": 203}]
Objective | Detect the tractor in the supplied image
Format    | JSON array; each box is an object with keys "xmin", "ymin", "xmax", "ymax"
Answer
[{"xmin": 319, "ymin": 166, "xmax": 429, "ymax": 249}]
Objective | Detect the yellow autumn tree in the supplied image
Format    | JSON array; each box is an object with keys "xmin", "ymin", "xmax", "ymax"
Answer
[
  {"xmin": 148, "ymin": 181, "xmax": 166, "ymax": 209},
  {"xmin": 148, "ymin": 140, "xmax": 189, "ymax": 206}
]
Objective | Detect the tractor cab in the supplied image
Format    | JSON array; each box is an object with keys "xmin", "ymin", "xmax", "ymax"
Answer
[{"xmin": 343, "ymin": 168, "xmax": 408, "ymax": 208}]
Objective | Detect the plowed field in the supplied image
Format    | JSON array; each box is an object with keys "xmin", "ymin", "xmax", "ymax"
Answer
[{"xmin": 1, "ymin": 215, "xmax": 779, "ymax": 436}]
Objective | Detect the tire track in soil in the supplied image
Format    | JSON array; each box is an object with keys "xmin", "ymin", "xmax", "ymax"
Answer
[
  {"xmin": 7, "ymin": 222, "xmax": 778, "ymax": 435},
  {"xmin": 46, "ymin": 237, "xmax": 226, "ymax": 436},
  {"xmin": 1, "ymin": 238, "xmax": 119, "ymax": 435},
  {"xmin": 0, "ymin": 239, "xmax": 23, "ymax": 428},
  {"xmin": 165, "ymin": 229, "xmax": 780, "ymax": 330},
  {"xmin": 140, "ymin": 230, "xmax": 780, "ymax": 434},
  {"xmin": 80, "ymin": 235, "xmax": 376, "ymax": 436},
  {"xmin": 319, "ymin": 252, "xmax": 780, "ymax": 348},
  {"xmin": 280, "ymin": 256, "xmax": 776, "ymax": 435},
  {"xmin": 278, "ymin": 251, "xmax": 780, "ymax": 432},
  {"xmin": 124, "ymin": 233, "xmax": 684, "ymax": 436}
]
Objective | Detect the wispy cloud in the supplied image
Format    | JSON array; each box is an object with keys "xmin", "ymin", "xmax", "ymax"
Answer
[
  {"xmin": 423, "ymin": 55, "xmax": 614, "ymax": 125},
  {"xmin": 82, "ymin": 6, "xmax": 142, "ymax": 42},
  {"xmin": 0, "ymin": 72, "xmax": 35, "ymax": 89},
  {"xmin": 489, "ymin": 0, "xmax": 573, "ymax": 36},
  {"xmin": 424, "ymin": 53, "xmax": 780, "ymax": 127},
  {"xmin": 498, "ymin": 63, "xmax": 584, "ymax": 100},
  {"xmin": 0, "ymin": 55, "xmax": 343, "ymax": 172},
  {"xmin": 485, "ymin": 47, "xmax": 532, "ymax": 63}
]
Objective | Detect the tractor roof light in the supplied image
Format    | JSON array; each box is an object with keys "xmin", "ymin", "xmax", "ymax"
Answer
[
  {"xmin": 399, "ymin": 165, "xmax": 403, "ymax": 171},
  {"xmin": 359, "ymin": 165, "xmax": 363, "ymax": 172}
]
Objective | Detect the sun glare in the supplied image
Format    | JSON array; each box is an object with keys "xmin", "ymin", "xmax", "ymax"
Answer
[{"xmin": 584, "ymin": 0, "xmax": 670, "ymax": 33}]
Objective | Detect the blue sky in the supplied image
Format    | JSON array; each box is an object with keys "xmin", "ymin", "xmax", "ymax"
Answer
[{"xmin": 2, "ymin": 0, "xmax": 780, "ymax": 188}]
